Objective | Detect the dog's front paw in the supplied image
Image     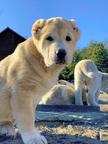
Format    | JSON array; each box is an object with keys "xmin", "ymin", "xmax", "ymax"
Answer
[
  {"xmin": 21, "ymin": 130, "xmax": 48, "ymax": 144},
  {"xmin": 26, "ymin": 135, "xmax": 47, "ymax": 144},
  {"xmin": 0, "ymin": 124, "xmax": 16, "ymax": 136}
]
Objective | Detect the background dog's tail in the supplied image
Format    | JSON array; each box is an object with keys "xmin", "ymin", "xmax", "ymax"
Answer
[{"xmin": 84, "ymin": 72, "xmax": 98, "ymax": 79}]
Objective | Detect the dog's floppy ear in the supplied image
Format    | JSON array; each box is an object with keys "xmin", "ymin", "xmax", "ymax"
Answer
[
  {"xmin": 68, "ymin": 19, "xmax": 80, "ymax": 41},
  {"xmin": 32, "ymin": 19, "xmax": 46, "ymax": 39}
]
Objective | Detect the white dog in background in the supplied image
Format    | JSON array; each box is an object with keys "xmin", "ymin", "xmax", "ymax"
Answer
[
  {"xmin": 0, "ymin": 17, "xmax": 80, "ymax": 144},
  {"xmin": 39, "ymin": 81, "xmax": 75, "ymax": 105},
  {"xmin": 40, "ymin": 80, "xmax": 87, "ymax": 105},
  {"xmin": 40, "ymin": 78, "xmax": 108, "ymax": 105},
  {"xmin": 74, "ymin": 59, "xmax": 108, "ymax": 106}
]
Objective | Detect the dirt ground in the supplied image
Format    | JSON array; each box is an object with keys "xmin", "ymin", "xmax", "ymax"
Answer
[
  {"xmin": 0, "ymin": 93, "xmax": 108, "ymax": 144},
  {"xmin": 36, "ymin": 121, "xmax": 107, "ymax": 144},
  {"xmin": 1, "ymin": 119, "xmax": 107, "ymax": 144}
]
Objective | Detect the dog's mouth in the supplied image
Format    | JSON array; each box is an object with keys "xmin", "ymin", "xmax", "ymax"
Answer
[{"xmin": 56, "ymin": 58, "xmax": 66, "ymax": 65}]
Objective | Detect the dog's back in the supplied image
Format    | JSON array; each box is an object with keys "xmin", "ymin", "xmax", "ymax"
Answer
[{"xmin": 74, "ymin": 59, "xmax": 98, "ymax": 82}]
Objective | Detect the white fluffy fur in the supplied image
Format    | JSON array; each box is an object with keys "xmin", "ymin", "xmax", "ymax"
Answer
[
  {"xmin": 40, "ymin": 84, "xmax": 74, "ymax": 105},
  {"xmin": 40, "ymin": 80, "xmax": 87, "ymax": 105},
  {"xmin": 21, "ymin": 130, "xmax": 47, "ymax": 144},
  {"xmin": 74, "ymin": 59, "xmax": 108, "ymax": 106}
]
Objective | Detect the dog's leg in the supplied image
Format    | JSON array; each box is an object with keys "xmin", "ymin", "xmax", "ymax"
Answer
[
  {"xmin": 87, "ymin": 85, "xmax": 99, "ymax": 106},
  {"xmin": 87, "ymin": 92, "xmax": 99, "ymax": 106},
  {"xmin": 0, "ymin": 123, "xmax": 17, "ymax": 136},
  {"xmin": 95, "ymin": 90, "xmax": 100, "ymax": 103},
  {"xmin": 75, "ymin": 81, "xmax": 83, "ymax": 105},
  {"xmin": 87, "ymin": 80, "xmax": 99, "ymax": 106},
  {"xmin": 11, "ymin": 90, "xmax": 47, "ymax": 144}
]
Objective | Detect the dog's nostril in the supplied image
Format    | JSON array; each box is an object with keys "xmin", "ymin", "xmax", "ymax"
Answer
[{"xmin": 57, "ymin": 49, "xmax": 66, "ymax": 58}]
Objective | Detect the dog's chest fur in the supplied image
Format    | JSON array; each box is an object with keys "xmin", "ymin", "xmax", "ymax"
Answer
[{"xmin": 31, "ymin": 74, "xmax": 58, "ymax": 106}]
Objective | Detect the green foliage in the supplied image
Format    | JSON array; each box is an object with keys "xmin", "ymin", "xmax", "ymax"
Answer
[
  {"xmin": 59, "ymin": 41, "xmax": 108, "ymax": 81},
  {"xmin": 81, "ymin": 41, "xmax": 108, "ymax": 71}
]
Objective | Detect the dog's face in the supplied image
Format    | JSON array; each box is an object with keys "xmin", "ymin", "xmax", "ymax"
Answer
[{"xmin": 32, "ymin": 17, "xmax": 80, "ymax": 67}]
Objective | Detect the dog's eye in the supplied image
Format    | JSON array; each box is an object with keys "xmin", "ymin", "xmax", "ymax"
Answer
[
  {"xmin": 65, "ymin": 36, "xmax": 71, "ymax": 41},
  {"xmin": 46, "ymin": 36, "xmax": 54, "ymax": 41}
]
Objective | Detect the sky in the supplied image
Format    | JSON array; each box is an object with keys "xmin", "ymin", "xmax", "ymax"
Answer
[{"xmin": 0, "ymin": 0, "xmax": 108, "ymax": 48}]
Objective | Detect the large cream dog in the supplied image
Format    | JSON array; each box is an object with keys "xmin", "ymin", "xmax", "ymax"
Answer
[
  {"xmin": 0, "ymin": 17, "xmax": 80, "ymax": 144},
  {"xmin": 74, "ymin": 59, "xmax": 108, "ymax": 106},
  {"xmin": 40, "ymin": 79, "xmax": 108, "ymax": 105},
  {"xmin": 39, "ymin": 82, "xmax": 75, "ymax": 105},
  {"xmin": 40, "ymin": 80, "xmax": 87, "ymax": 105}
]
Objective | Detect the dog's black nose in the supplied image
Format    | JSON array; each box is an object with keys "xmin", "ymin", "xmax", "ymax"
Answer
[
  {"xmin": 57, "ymin": 49, "xmax": 66, "ymax": 59},
  {"xmin": 56, "ymin": 49, "xmax": 66, "ymax": 64}
]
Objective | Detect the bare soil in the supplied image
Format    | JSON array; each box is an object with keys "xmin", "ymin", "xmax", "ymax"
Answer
[{"xmin": 0, "ymin": 93, "xmax": 108, "ymax": 144}]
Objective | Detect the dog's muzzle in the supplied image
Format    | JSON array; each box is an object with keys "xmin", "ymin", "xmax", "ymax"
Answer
[{"xmin": 56, "ymin": 49, "xmax": 66, "ymax": 64}]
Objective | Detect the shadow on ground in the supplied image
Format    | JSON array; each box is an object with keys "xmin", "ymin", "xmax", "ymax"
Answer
[{"xmin": 0, "ymin": 132, "xmax": 108, "ymax": 144}]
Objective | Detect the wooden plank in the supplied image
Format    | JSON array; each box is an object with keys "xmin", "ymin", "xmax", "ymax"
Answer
[
  {"xmin": 36, "ymin": 104, "xmax": 108, "ymax": 122},
  {"xmin": 36, "ymin": 104, "xmax": 100, "ymax": 112},
  {"xmin": 36, "ymin": 111, "xmax": 108, "ymax": 122}
]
